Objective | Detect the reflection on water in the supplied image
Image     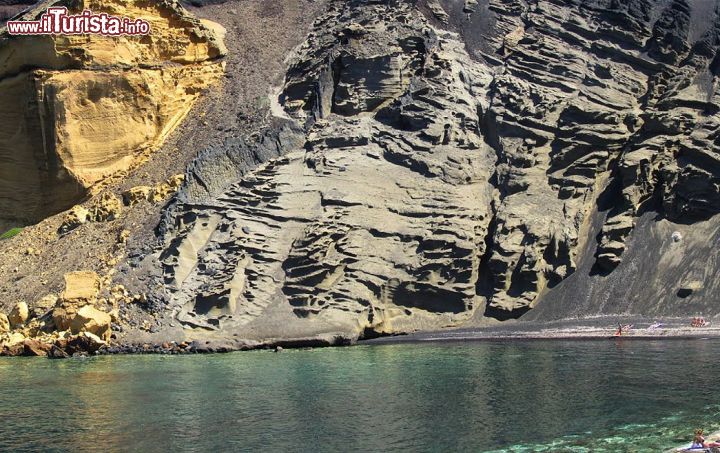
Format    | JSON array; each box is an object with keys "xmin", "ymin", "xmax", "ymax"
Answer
[{"xmin": 1, "ymin": 340, "xmax": 718, "ymax": 452}]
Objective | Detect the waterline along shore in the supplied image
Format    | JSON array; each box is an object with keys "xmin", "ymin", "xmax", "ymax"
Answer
[
  {"xmin": 3, "ymin": 339, "xmax": 720, "ymax": 452},
  {"xmin": 59, "ymin": 317, "xmax": 720, "ymax": 356},
  {"xmin": 365, "ymin": 317, "xmax": 720, "ymax": 344}
]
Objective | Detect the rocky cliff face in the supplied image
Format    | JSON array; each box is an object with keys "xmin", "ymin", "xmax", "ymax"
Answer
[
  {"xmin": 0, "ymin": 1, "xmax": 34, "ymax": 23},
  {"xmin": 0, "ymin": 0, "xmax": 225, "ymax": 227},
  {"xmin": 1, "ymin": 0, "xmax": 719, "ymax": 351},
  {"xmin": 153, "ymin": 0, "xmax": 720, "ymax": 344},
  {"xmin": 159, "ymin": 0, "xmax": 496, "ymax": 338}
]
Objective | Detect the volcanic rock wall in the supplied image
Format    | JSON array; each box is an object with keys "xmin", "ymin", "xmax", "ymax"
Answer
[
  {"xmin": 0, "ymin": 0, "xmax": 33, "ymax": 23},
  {"xmin": 156, "ymin": 0, "xmax": 720, "ymax": 341},
  {"xmin": 0, "ymin": 0, "xmax": 225, "ymax": 226}
]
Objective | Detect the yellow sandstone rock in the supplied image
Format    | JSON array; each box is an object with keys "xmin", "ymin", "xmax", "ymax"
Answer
[
  {"xmin": 75, "ymin": 332, "xmax": 108, "ymax": 351},
  {"xmin": 149, "ymin": 174, "xmax": 186, "ymax": 203},
  {"xmin": 52, "ymin": 307, "xmax": 75, "ymax": 332},
  {"xmin": 60, "ymin": 205, "xmax": 91, "ymax": 232},
  {"xmin": 166, "ymin": 174, "xmax": 186, "ymax": 191},
  {"xmin": 108, "ymin": 309, "xmax": 121, "ymax": 324},
  {"xmin": 122, "ymin": 186, "xmax": 152, "ymax": 206},
  {"xmin": 6, "ymin": 332, "xmax": 25, "ymax": 346},
  {"xmin": 0, "ymin": 313, "xmax": 9, "ymax": 333},
  {"xmin": 8, "ymin": 302, "xmax": 28, "ymax": 328},
  {"xmin": 37, "ymin": 294, "xmax": 59, "ymax": 309},
  {"xmin": 61, "ymin": 271, "xmax": 101, "ymax": 302},
  {"xmin": 0, "ymin": 0, "xmax": 226, "ymax": 226},
  {"xmin": 118, "ymin": 230, "xmax": 130, "ymax": 244},
  {"xmin": 54, "ymin": 271, "xmax": 107, "ymax": 333},
  {"xmin": 110, "ymin": 285, "xmax": 129, "ymax": 300},
  {"xmin": 22, "ymin": 339, "xmax": 52, "ymax": 357},
  {"xmin": 70, "ymin": 305, "xmax": 112, "ymax": 342},
  {"xmin": 32, "ymin": 294, "xmax": 58, "ymax": 318},
  {"xmin": 89, "ymin": 193, "xmax": 123, "ymax": 222}
]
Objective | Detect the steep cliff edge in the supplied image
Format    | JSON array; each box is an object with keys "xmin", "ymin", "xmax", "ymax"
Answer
[
  {"xmin": 1, "ymin": 0, "xmax": 719, "ymax": 352},
  {"xmin": 0, "ymin": 0, "xmax": 226, "ymax": 227},
  {"xmin": 0, "ymin": 0, "xmax": 330, "ymax": 353},
  {"xmin": 154, "ymin": 0, "xmax": 720, "ymax": 345}
]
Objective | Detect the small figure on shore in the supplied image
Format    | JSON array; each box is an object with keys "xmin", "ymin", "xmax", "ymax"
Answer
[
  {"xmin": 614, "ymin": 323, "xmax": 633, "ymax": 336},
  {"xmin": 691, "ymin": 317, "xmax": 710, "ymax": 328},
  {"xmin": 691, "ymin": 428, "xmax": 720, "ymax": 449}
]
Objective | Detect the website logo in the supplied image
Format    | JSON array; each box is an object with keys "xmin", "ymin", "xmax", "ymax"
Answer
[{"xmin": 7, "ymin": 7, "xmax": 151, "ymax": 36}]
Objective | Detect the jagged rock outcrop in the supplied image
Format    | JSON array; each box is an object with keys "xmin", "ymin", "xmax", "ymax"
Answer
[
  {"xmin": 150, "ymin": 0, "xmax": 720, "ymax": 341},
  {"xmin": 1, "ymin": 0, "xmax": 716, "ymax": 349},
  {"xmin": 0, "ymin": 270, "xmax": 116, "ymax": 356},
  {"xmin": 428, "ymin": 0, "xmax": 720, "ymax": 317},
  {"xmin": 8, "ymin": 302, "xmax": 28, "ymax": 328},
  {"xmin": 159, "ymin": 0, "xmax": 499, "ymax": 338},
  {"xmin": 0, "ymin": 0, "xmax": 226, "ymax": 227}
]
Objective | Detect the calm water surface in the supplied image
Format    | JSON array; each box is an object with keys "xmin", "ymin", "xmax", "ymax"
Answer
[{"xmin": 1, "ymin": 340, "xmax": 719, "ymax": 452}]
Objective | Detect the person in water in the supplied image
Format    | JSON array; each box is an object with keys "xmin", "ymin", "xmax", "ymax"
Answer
[{"xmin": 692, "ymin": 428, "xmax": 720, "ymax": 448}]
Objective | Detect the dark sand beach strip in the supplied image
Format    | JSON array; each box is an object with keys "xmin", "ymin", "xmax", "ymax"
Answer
[{"xmin": 364, "ymin": 317, "xmax": 720, "ymax": 344}]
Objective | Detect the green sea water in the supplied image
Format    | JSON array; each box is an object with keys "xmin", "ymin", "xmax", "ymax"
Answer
[{"xmin": 1, "ymin": 339, "xmax": 719, "ymax": 452}]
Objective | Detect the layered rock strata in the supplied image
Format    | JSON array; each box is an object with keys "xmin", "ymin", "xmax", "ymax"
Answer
[
  {"xmin": 153, "ymin": 0, "xmax": 720, "ymax": 341},
  {"xmin": 0, "ymin": 0, "xmax": 225, "ymax": 226},
  {"xmin": 160, "ymin": 1, "xmax": 497, "ymax": 338},
  {"xmin": 0, "ymin": 0, "xmax": 716, "ymax": 348}
]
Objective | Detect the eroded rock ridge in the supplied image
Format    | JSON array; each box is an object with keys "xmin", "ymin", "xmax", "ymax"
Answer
[{"xmin": 154, "ymin": 0, "xmax": 720, "ymax": 341}]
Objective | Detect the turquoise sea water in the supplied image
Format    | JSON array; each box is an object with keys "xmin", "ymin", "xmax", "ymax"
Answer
[{"xmin": 1, "ymin": 339, "xmax": 719, "ymax": 452}]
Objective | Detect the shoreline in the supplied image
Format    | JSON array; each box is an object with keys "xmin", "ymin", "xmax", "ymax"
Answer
[
  {"xmin": 97, "ymin": 319, "xmax": 720, "ymax": 355},
  {"xmin": 4, "ymin": 316, "xmax": 720, "ymax": 358},
  {"xmin": 92, "ymin": 318, "xmax": 720, "ymax": 356},
  {"xmin": 365, "ymin": 317, "xmax": 720, "ymax": 345}
]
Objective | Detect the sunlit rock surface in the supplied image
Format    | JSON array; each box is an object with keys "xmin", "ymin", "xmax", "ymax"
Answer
[
  {"xmin": 1, "ymin": 0, "xmax": 718, "ymax": 348},
  {"xmin": 0, "ymin": 0, "xmax": 225, "ymax": 225},
  {"xmin": 155, "ymin": 0, "xmax": 720, "ymax": 344}
]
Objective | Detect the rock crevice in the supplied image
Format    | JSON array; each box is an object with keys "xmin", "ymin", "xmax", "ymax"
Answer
[{"xmin": 149, "ymin": 0, "xmax": 720, "ymax": 339}]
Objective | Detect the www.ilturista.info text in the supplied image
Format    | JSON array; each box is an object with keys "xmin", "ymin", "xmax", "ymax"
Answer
[{"xmin": 7, "ymin": 7, "xmax": 151, "ymax": 36}]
